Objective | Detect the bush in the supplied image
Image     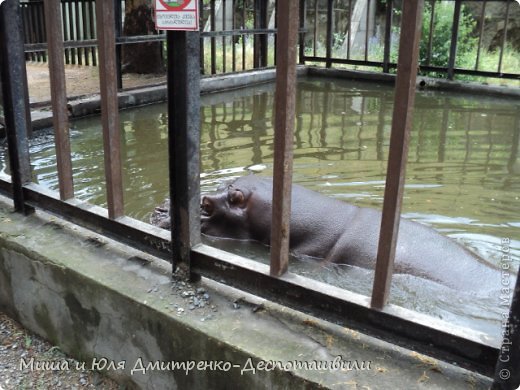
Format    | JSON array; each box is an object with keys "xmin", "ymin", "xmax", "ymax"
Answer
[{"xmin": 420, "ymin": 1, "xmax": 477, "ymax": 69}]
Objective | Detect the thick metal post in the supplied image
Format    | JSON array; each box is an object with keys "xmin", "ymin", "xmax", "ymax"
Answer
[
  {"xmin": 167, "ymin": 31, "xmax": 201, "ymax": 280},
  {"xmin": 270, "ymin": 0, "xmax": 299, "ymax": 277},
  {"xmin": 447, "ymin": 0, "xmax": 461, "ymax": 80},
  {"xmin": 0, "ymin": 0, "xmax": 33, "ymax": 214},
  {"xmin": 371, "ymin": 0, "xmax": 424, "ymax": 309},
  {"xmin": 95, "ymin": 0, "xmax": 124, "ymax": 219},
  {"xmin": 492, "ymin": 269, "xmax": 520, "ymax": 390},
  {"xmin": 44, "ymin": 0, "xmax": 74, "ymax": 200}
]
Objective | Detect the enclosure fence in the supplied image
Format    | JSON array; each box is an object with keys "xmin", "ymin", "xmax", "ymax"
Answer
[{"xmin": 20, "ymin": 0, "xmax": 520, "ymax": 86}]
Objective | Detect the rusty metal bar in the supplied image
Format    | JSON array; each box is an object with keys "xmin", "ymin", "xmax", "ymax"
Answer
[
  {"xmin": 371, "ymin": 0, "xmax": 424, "ymax": 310},
  {"xmin": 0, "ymin": 0, "xmax": 33, "ymax": 214},
  {"xmin": 447, "ymin": 0, "xmax": 461, "ymax": 80},
  {"xmin": 270, "ymin": 0, "xmax": 299, "ymax": 277},
  {"xmin": 167, "ymin": 31, "xmax": 201, "ymax": 279},
  {"xmin": 95, "ymin": 0, "xmax": 124, "ymax": 219},
  {"xmin": 492, "ymin": 268, "xmax": 520, "ymax": 390},
  {"xmin": 43, "ymin": 0, "xmax": 74, "ymax": 201}
]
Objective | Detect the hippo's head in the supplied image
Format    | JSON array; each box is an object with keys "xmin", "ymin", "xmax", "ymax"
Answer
[{"xmin": 200, "ymin": 176, "xmax": 273, "ymax": 243}]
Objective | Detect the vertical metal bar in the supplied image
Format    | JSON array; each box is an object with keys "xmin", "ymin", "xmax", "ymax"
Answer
[
  {"xmin": 36, "ymin": 1, "xmax": 46, "ymax": 62},
  {"xmin": 325, "ymin": 0, "xmax": 333, "ymax": 67},
  {"xmin": 0, "ymin": 0, "xmax": 33, "ymax": 214},
  {"xmin": 232, "ymin": 0, "xmax": 236, "ymax": 72},
  {"xmin": 210, "ymin": 0, "xmax": 216, "ymax": 74},
  {"xmin": 75, "ymin": 0, "xmax": 83, "ymax": 65},
  {"xmin": 44, "ymin": 0, "xmax": 74, "ymax": 200},
  {"xmin": 382, "ymin": 0, "xmax": 392, "ymax": 72},
  {"xmin": 199, "ymin": 0, "xmax": 205, "ymax": 74},
  {"xmin": 82, "ymin": 0, "xmax": 90, "ymax": 65},
  {"xmin": 95, "ymin": 0, "xmax": 124, "ymax": 219},
  {"xmin": 447, "ymin": 0, "xmax": 461, "ymax": 80},
  {"xmin": 347, "ymin": 0, "xmax": 352, "ymax": 60},
  {"xmin": 371, "ymin": 0, "xmax": 424, "ymax": 310},
  {"xmin": 426, "ymin": 0, "xmax": 435, "ymax": 67},
  {"xmin": 497, "ymin": 0, "xmax": 510, "ymax": 74},
  {"xmin": 270, "ymin": 0, "xmax": 299, "ymax": 277},
  {"xmin": 254, "ymin": 0, "xmax": 268, "ymax": 68},
  {"xmin": 364, "ymin": 0, "xmax": 370, "ymax": 62},
  {"xmin": 68, "ymin": 1, "xmax": 76, "ymax": 64},
  {"xmin": 242, "ymin": 0, "xmax": 246, "ymax": 70},
  {"xmin": 166, "ymin": 31, "xmax": 201, "ymax": 279},
  {"xmin": 299, "ymin": 0, "xmax": 306, "ymax": 65},
  {"xmin": 492, "ymin": 269, "xmax": 520, "ymax": 390},
  {"xmin": 62, "ymin": 1, "xmax": 70, "ymax": 64},
  {"xmin": 222, "ymin": 0, "xmax": 227, "ymax": 73},
  {"xmin": 475, "ymin": 0, "xmax": 486, "ymax": 70},
  {"xmin": 89, "ymin": 1, "xmax": 97, "ymax": 65},
  {"xmin": 313, "ymin": 0, "xmax": 318, "ymax": 58},
  {"xmin": 114, "ymin": 0, "xmax": 123, "ymax": 90}
]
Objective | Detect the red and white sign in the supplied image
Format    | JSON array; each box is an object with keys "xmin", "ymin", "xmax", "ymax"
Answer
[{"xmin": 155, "ymin": 0, "xmax": 199, "ymax": 31}]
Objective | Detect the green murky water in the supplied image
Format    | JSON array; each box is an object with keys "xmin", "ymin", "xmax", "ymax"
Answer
[{"xmin": 1, "ymin": 77, "xmax": 519, "ymax": 338}]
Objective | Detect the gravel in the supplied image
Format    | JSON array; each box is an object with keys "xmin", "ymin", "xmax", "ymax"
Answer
[{"xmin": 0, "ymin": 312, "xmax": 120, "ymax": 390}]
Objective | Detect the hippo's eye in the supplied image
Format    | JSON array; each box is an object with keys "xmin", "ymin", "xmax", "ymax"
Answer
[{"xmin": 228, "ymin": 190, "xmax": 245, "ymax": 206}]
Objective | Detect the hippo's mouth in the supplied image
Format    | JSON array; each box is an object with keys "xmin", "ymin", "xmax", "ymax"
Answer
[{"xmin": 200, "ymin": 196, "xmax": 214, "ymax": 221}]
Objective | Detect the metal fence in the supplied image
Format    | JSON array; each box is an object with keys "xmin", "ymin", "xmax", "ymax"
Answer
[
  {"xmin": 303, "ymin": 0, "xmax": 520, "ymax": 80},
  {"xmin": 19, "ymin": 0, "xmax": 520, "ymax": 83},
  {"xmin": 1, "ymin": 0, "xmax": 519, "ymax": 388}
]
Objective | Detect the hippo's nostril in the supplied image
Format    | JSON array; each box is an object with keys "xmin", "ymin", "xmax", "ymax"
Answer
[{"xmin": 201, "ymin": 196, "xmax": 214, "ymax": 216}]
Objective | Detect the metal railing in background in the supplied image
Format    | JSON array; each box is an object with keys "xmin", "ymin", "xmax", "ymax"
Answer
[{"xmin": 19, "ymin": 0, "xmax": 520, "ymax": 85}]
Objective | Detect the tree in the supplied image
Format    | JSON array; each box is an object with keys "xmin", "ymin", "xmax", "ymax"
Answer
[{"xmin": 122, "ymin": 0, "xmax": 165, "ymax": 74}]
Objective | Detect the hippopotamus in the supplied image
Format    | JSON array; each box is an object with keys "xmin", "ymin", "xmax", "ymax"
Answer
[
  {"xmin": 197, "ymin": 175, "xmax": 504, "ymax": 291},
  {"xmin": 150, "ymin": 199, "xmax": 171, "ymax": 230}
]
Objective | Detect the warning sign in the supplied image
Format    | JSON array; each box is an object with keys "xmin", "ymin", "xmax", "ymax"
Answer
[{"xmin": 155, "ymin": 0, "xmax": 199, "ymax": 31}]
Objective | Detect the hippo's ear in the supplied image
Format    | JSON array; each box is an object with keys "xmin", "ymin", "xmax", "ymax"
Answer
[{"xmin": 229, "ymin": 189, "xmax": 245, "ymax": 206}]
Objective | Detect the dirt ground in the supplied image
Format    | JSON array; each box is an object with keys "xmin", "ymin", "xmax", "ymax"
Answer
[
  {"xmin": 0, "ymin": 313, "xmax": 120, "ymax": 390},
  {"xmin": 25, "ymin": 62, "xmax": 166, "ymax": 104}
]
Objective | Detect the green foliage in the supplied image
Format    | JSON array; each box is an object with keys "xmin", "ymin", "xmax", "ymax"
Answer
[{"xmin": 420, "ymin": 1, "xmax": 477, "ymax": 68}]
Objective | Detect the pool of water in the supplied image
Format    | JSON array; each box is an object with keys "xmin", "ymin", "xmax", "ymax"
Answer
[{"xmin": 1, "ymin": 77, "xmax": 519, "ymax": 339}]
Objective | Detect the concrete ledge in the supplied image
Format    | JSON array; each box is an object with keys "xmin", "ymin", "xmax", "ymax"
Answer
[
  {"xmin": 0, "ymin": 195, "xmax": 492, "ymax": 389},
  {"xmin": 307, "ymin": 66, "xmax": 520, "ymax": 99}
]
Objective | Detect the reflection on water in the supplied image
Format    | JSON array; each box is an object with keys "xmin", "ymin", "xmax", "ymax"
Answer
[{"xmin": 1, "ymin": 77, "xmax": 519, "ymax": 339}]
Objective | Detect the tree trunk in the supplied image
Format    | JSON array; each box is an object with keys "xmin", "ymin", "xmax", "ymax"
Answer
[{"xmin": 122, "ymin": 0, "xmax": 165, "ymax": 74}]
